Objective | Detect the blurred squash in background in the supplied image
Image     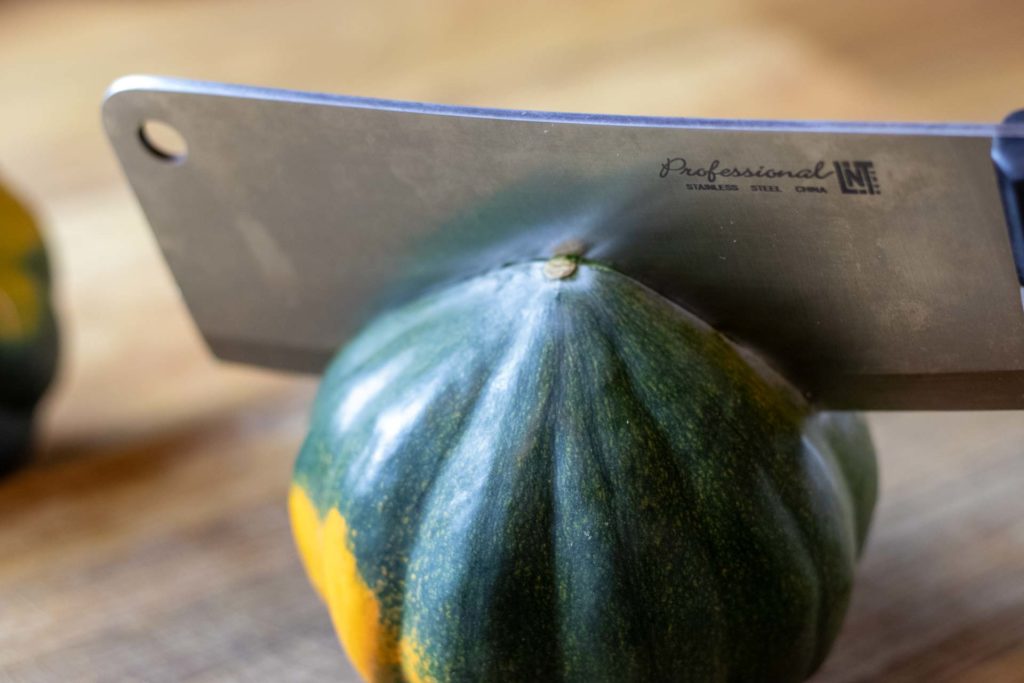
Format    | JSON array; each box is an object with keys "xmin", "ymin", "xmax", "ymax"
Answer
[{"xmin": 0, "ymin": 178, "xmax": 57, "ymax": 475}]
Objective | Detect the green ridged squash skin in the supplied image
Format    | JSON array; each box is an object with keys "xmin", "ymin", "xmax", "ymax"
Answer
[
  {"xmin": 0, "ymin": 182, "xmax": 57, "ymax": 476},
  {"xmin": 292, "ymin": 259, "xmax": 877, "ymax": 683}
]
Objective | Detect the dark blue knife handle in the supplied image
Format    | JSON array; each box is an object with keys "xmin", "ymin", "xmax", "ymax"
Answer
[{"xmin": 992, "ymin": 110, "xmax": 1024, "ymax": 290}]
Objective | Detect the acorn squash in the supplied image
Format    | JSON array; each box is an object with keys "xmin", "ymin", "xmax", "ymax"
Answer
[
  {"xmin": 291, "ymin": 257, "xmax": 877, "ymax": 683},
  {"xmin": 0, "ymin": 180, "xmax": 57, "ymax": 474}
]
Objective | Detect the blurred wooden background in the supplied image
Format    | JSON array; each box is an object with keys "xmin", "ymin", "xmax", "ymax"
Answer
[{"xmin": 2, "ymin": 0, "xmax": 1024, "ymax": 680}]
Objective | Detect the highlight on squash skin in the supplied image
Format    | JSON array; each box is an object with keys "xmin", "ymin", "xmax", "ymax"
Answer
[{"xmin": 289, "ymin": 484, "xmax": 404, "ymax": 682}]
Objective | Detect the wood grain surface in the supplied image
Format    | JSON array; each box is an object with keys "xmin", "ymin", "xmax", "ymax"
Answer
[{"xmin": 1, "ymin": 1, "xmax": 1023, "ymax": 680}]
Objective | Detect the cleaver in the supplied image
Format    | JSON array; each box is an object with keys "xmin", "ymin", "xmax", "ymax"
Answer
[{"xmin": 102, "ymin": 75, "xmax": 1024, "ymax": 410}]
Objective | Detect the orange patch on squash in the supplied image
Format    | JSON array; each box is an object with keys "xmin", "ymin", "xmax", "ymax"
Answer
[
  {"xmin": 0, "ymin": 184, "xmax": 42, "ymax": 260},
  {"xmin": 399, "ymin": 631, "xmax": 437, "ymax": 683},
  {"xmin": 0, "ymin": 270, "xmax": 39, "ymax": 341},
  {"xmin": 288, "ymin": 484, "xmax": 400, "ymax": 682},
  {"xmin": 288, "ymin": 484, "xmax": 328, "ymax": 599},
  {"xmin": 0, "ymin": 184, "xmax": 44, "ymax": 341}
]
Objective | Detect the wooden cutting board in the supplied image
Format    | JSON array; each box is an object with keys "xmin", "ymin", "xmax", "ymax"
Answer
[
  {"xmin": 3, "ymin": 409, "xmax": 1024, "ymax": 682},
  {"xmin": 2, "ymin": 1, "xmax": 1024, "ymax": 680}
]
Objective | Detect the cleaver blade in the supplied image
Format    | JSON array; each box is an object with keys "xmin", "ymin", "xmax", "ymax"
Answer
[{"xmin": 102, "ymin": 75, "xmax": 1024, "ymax": 410}]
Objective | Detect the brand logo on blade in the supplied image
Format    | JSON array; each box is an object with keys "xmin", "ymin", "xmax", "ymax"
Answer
[
  {"xmin": 833, "ymin": 160, "xmax": 881, "ymax": 195},
  {"xmin": 658, "ymin": 157, "xmax": 881, "ymax": 197}
]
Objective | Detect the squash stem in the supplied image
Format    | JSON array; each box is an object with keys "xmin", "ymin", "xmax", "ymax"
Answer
[{"xmin": 543, "ymin": 255, "xmax": 579, "ymax": 280}]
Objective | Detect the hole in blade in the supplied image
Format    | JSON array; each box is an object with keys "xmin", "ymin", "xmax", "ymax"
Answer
[{"xmin": 139, "ymin": 119, "xmax": 188, "ymax": 163}]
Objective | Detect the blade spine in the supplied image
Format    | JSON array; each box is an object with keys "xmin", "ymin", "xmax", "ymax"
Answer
[{"xmin": 105, "ymin": 74, "xmax": 1024, "ymax": 138}]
